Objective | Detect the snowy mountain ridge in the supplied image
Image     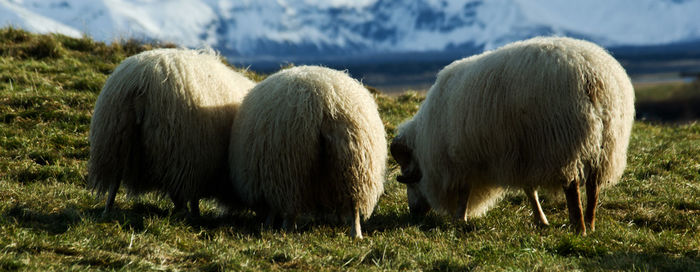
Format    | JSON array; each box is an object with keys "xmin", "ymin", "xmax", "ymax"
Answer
[{"xmin": 2, "ymin": 0, "xmax": 700, "ymax": 62}]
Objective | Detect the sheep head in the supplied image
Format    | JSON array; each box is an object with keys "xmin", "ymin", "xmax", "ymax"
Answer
[
  {"xmin": 390, "ymin": 135, "xmax": 430, "ymax": 216},
  {"xmin": 390, "ymin": 136, "xmax": 421, "ymax": 184}
]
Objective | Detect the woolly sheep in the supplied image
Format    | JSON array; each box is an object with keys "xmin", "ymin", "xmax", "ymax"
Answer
[
  {"xmin": 391, "ymin": 37, "xmax": 635, "ymax": 235},
  {"xmin": 88, "ymin": 48, "xmax": 255, "ymax": 216},
  {"xmin": 229, "ymin": 66, "xmax": 386, "ymax": 239}
]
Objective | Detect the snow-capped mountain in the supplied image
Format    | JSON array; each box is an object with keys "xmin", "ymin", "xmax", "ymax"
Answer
[{"xmin": 2, "ymin": 0, "xmax": 700, "ymax": 63}]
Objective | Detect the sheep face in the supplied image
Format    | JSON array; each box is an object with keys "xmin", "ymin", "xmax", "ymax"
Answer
[
  {"xmin": 391, "ymin": 136, "xmax": 429, "ymax": 216},
  {"xmin": 406, "ymin": 183, "xmax": 430, "ymax": 216}
]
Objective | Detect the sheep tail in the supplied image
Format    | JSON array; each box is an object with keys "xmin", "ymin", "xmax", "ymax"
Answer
[{"xmin": 319, "ymin": 122, "xmax": 384, "ymax": 220}]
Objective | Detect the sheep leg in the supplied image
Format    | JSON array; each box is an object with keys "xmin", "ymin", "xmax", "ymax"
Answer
[
  {"xmin": 350, "ymin": 206, "xmax": 363, "ymax": 239},
  {"xmin": 454, "ymin": 184, "xmax": 472, "ymax": 222},
  {"xmin": 102, "ymin": 181, "xmax": 120, "ymax": 216},
  {"xmin": 525, "ymin": 187, "xmax": 549, "ymax": 227},
  {"xmin": 188, "ymin": 198, "xmax": 200, "ymax": 218},
  {"xmin": 170, "ymin": 194, "xmax": 187, "ymax": 215},
  {"xmin": 282, "ymin": 214, "xmax": 297, "ymax": 231},
  {"xmin": 563, "ymin": 179, "xmax": 586, "ymax": 235},
  {"xmin": 585, "ymin": 173, "xmax": 600, "ymax": 232},
  {"xmin": 264, "ymin": 210, "xmax": 278, "ymax": 228}
]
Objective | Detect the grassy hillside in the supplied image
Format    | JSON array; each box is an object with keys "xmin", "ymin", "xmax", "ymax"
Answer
[{"xmin": 1, "ymin": 28, "xmax": 698, "ymax": 271}]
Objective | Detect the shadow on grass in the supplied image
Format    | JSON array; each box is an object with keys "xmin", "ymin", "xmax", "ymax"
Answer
[
  {"xmin": 88, "ymin": 202, "xmax": 169, "ymax": 231},
  {"xmin": 364, "ymin": 210, "xmax": 479, "ymax": 234},
  {"xmin": 98, "ymin": 203, "xmax": 267, "ymax": 236},
  {"xmin": 2, "ymin": 202, "xmax": 265, "ymax": 236},
  {"xmin": 580, "ymin": 251, "xmax": 700, "ymax": 272},
  {"xmin": 185, "ymin": 210, "xmax": 264, "ymax": 236},
  {"xmin": 428, "ymin": 258, "xmax": 476, "ymax": 272},
  {"xmin": 2, "ymin": 202, "xmax": 169, "ymax": 234},
  {"xmin": 551, "ymin": 235, "xmax": 700, "ymax": 271},
  {"xmin": 208, "ymin": 208, "xmax": 478, "ymax": 237},
  {"xmin": 4, "ymin": 204, "xmax": 83, "ymax": 235}
]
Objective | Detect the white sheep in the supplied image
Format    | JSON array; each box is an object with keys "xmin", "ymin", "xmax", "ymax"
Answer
[
  {"xmin": 88, "ymin": 48, "xmax": 255, "ymax": 216},
  {"xmin": 229, "ymin": 65, "xmax": 386, "ymax": 239},
  {"xmin": 391, "ymin": 37, "xmax": 635, "ymax": 235}
]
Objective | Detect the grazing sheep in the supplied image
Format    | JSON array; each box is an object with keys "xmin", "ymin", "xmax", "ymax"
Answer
[
  {"xmin": 391, "ymin": 37, "xmax": 635, "ymax": 235},
  {"xmin": 88, "ymin": 48, "xmax": 255, "ymax": 216},
  {"xmin": 229, "ymin": 66, "xmax": 386, "ymax": 239}
]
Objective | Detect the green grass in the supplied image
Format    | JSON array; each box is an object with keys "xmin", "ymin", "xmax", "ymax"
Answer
[{"xmin": 1, "ymin": 28, "xmax": 699, "ymax": 271}]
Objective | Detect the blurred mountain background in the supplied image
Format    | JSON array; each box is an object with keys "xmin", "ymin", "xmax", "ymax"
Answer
[{"xmin": 2, "ymin": 0, "xmax": 700, "ymax": 91}]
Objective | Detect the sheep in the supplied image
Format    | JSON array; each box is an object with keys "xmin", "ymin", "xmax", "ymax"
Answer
[
  {"xmin": 229, "ymin": 65, "xmax": 386, "ymax": 239},
  {"xmin": 391, "ymin": 37, "xmax": 635, "ymax": 235},
  {"xmin": 88, "ymin": 48, "xmax": 255, "ymax": 216}
]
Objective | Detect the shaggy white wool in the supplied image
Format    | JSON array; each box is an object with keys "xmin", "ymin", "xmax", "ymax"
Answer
[
  {"xmin": 229, "ymin": 65, "xmax": 386, "ymax": 228},
  {"xmin": 88, "ymin": 48, "xmax": 255, "ymax": 211},
  {"xmin": 395, "ymin": 36, "xmax": 634, "ymax": 218}
]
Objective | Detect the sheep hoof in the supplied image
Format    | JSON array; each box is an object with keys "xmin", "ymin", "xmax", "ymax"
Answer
[
  {"xmin": 264, "ymin": 213, "xmax": 278, "ymax": 229},
  {"xmin": 350, "ymin": 229, "xmax": 363, "ymax": 239},
  {"xmin": 534, "ymin": 217, "xmax": 550, "ymax": 228},
  {"xmin": 282, "ymin": 216, "xmax": 297, "ymax": 231},
  {"xmin": 452, "ymin": 212, "xmax": 468, "ymax": 224},
  {"xmin": 101, "ymin": 209, "xmax": 111, "ymax": 218},
  {"xmin": 188, "ymin": 199, "xmax": 201, "ymax": 218},
  {"xmin": 171, "ymin": 208, "xmax": 189, "ymax": 218},
  {"xmin": 570, "ymin": 224, "xmax": 587, "ymax": 236},
  {"xmin": 350, "ymin": 209, "xmax": 363, "ymax": 239},
  {"xmin": 585, "ymin": 215, "xmax": 596, "ymax": 233}
]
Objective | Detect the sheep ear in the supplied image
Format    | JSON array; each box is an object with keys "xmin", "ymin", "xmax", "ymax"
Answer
[{"xmin": 390, "ymin": 137, "xmax": 412, "ymax": 167}]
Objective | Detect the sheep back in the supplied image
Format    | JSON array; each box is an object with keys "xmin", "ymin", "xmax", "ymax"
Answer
[
  {"xmin": 230, "ymin": 66, "xmax": 386, "ymax": 219},
  {"xmin": 399, "ymin": 37, "xmax": 634, "ymax": 215},
  {"xmin": 88, "ymin": 48, "xmax": 255, "ymax": 205}
]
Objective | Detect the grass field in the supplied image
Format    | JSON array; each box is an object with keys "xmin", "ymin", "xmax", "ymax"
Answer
[{"xmin": 1, "ymin": 28, "xmax": 699, "ymax": 271}]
